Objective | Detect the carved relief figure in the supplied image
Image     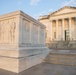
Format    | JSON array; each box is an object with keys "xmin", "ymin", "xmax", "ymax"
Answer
[
  {"xmin": 0, "ymin": 20, "xmax": 16, "ymax": 44},
  {"xmin": 10, "ymin": 20, "xmax": 16, "ymax": 43}
]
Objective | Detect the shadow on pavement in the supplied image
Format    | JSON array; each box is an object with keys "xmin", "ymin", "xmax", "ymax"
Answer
[{"xmin": 0, "ymin": 62, "xmax": 76, "ymax": 75}]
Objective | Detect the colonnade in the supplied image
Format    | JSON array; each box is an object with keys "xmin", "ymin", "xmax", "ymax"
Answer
[{"xmin": 50, "ymin": 17, "xmax": 76, "ymax": 41}]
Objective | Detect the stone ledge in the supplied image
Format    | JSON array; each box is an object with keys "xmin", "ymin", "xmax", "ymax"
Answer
[{"xmin": 0, "ymin": 52, "xmax": 48, "ymax": 73}]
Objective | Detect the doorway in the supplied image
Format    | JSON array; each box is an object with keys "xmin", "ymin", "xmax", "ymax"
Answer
[
  {"xmin": 65, "ymin": 30, "xmax": 66, "ymax": 41},
  {"xmin": 65, "ymin": 30, "xmax": 69, "ymax": 41}
]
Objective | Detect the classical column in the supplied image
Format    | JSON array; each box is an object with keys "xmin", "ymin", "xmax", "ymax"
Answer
[
  {"xmin": 38, "ymin": 26, "xmax": 40, "ymax": 44},
  {"xmin": 74, "ymin": 18, "xmax": 76, "ymax": 40},
  {"xmin": 62, "ymin": 19, "xmax": 64, "ymax": 41},
  {"xmin": 50, "ymin": 21, "xmax": 52, "ymax": 41},
  {"xmin": 69, "ymin": 18, "xmax": 71, "ymax": 40},
  {"xmin": 56, "ymin": 20, "xmax": 58, "ymax": 41}
]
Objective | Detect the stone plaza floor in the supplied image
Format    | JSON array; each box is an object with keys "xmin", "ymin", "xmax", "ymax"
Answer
[{"xmin": 0, "ymin": 62, "xmax": 76, "ymax": 75}]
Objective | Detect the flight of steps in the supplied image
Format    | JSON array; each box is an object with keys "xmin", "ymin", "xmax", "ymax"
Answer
[
  {"xmin": 45, "ymin": 41, "xmax": 76, "ymax": 66},
  {"xmin": 44, "ymin": 50, "xmax": 76, "ymax": 66}
]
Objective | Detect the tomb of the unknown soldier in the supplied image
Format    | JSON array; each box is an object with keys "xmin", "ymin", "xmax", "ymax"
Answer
[
  {"xmin": 0, "ymin": 10, "xmax": 49, "ymax": 73},
  {"xmin": 0, "ymin": 6, "xmax": 76, "ymax": 75}
]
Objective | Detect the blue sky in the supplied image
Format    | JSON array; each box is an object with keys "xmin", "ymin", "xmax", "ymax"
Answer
[{"xmin": 0, "ymin": 0, "xmax": 76, "ymax": 19}]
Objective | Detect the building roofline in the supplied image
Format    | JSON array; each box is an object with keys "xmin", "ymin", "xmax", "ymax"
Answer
[
  {"xmin": 39, "ymin": 6, "xmax": 76, "ymax": 20},
  {"xmin": 39, "ymin": 15, "xmax": 50, "ymax": 20},
  {"xmin": 50, "ymin": 6, "xmax": 76, "ymax": 16}
]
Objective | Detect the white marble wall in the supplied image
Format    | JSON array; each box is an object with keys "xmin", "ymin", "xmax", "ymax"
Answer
[
  {"xmin": 40, "ymin": 27, "xmax": 46, "ymax": 45},
  {"xmin": 22, "ymin": 19, "xmax": 30, "ymax": 44},
  {"xmin": 0, "ymin": 11, "xmax": 49, "ymax": 73},
  {"xmin": 0, "ymin": 18, "xmax": 17, "ymax": 44},
  {"xmin": 33, "ymin": 24, "xmax": 38, "ymax": 44},
  {"xmin": 20, "ymin": 17, "xmax": 46, "ymax": 46}
]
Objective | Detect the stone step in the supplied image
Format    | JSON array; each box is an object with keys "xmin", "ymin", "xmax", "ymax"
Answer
[{"xmin": 44, "ymin": 50, "xmax": 76, "ymax": 66}]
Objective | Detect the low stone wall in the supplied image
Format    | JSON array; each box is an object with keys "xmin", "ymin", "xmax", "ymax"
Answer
[{"xmin": 47, "ymin": 41, "xmax": 76, "ymax": 49}]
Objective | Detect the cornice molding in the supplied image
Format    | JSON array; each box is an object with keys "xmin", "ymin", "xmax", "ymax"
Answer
[
  {"xmin": 50, "ymin": 11, "xmax": 76, "ymax": 17},
  {"xmin": 0, "ymin": 10, "xmax": 46, "ymax": 28}
]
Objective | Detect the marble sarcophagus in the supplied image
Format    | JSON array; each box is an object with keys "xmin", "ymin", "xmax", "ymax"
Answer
[{"xmin": 0, "ymin": 11, "xmax": 49, "ymax": 73}]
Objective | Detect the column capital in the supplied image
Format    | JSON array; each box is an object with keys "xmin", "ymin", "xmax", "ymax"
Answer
[
  {"xmin": 62, "ymin": 18, "xmax": 65, "ymax": 20},
  {"xmin": 56, "ymin": 19, "xmax": 59, "ymax": 21},
  {"xmin": 69, "ymin": 17, "xmax": 72, "ymax": 20}
]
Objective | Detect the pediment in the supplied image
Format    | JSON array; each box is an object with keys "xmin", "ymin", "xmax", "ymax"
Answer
[{"xmin": 51, "ymin": 6, "xmax": 76, "ymax": 16}]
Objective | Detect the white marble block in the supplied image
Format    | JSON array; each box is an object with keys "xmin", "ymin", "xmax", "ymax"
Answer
[{"xmin": 0, "ymin": 10, "xmax": 49, "ymax": 73}]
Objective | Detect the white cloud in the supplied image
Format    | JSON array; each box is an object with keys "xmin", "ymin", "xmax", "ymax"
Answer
[
  {"xmin": 30, "ymin": 0, "xmax": 41, "ymax": 5},
  {"xmin": 39, "ymin": 9, "xmax": 53, "ymax": 16},
  {"xmin": 61, "ymin": 0, "xmax": 76, "ymax": 7},
  {"xmin": 32, "ymin": 9, "xmax": 53, "ymax": 19}
]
